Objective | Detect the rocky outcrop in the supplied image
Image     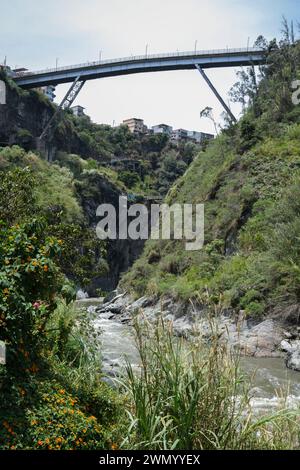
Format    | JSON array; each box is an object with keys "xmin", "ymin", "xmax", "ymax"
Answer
[
  {"xmin": 76, "ymin": 172, "xmax": 146, "ymax": 293},
  {"xmin": 0, "ymin": 80, "xmax": 52, "ymax": 148},
  {"xmin": 0, "ymin": 75, "xmax": 83, "ymax": 155}
]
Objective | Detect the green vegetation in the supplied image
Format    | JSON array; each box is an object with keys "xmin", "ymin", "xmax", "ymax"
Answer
[
  {"xmin": 122, "ymin": 34, "xmax": 300, "ymax": 321},
  {"xmin": 0, "ymin": 165, "xmax": 124, "ymax": 449},
  {"xmin": 0, "ymin": 299, "xmax": 124, "ymax": 450},
  {"xmin": 122, "ymin": 318, "xmax": 299, "ymax": 450},
  {"xmin": 1, "ymin": 24, "xmax": 300, "ymax": 451},
  {"xmin": 63, "ymin": 116, "xmax": 197, "ymax": 196},
  {"xmin": 0, "ymin": 146, "xmax": 109, "ymax": 287}
]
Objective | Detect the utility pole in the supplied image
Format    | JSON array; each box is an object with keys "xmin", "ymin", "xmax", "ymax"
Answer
[
  {"xmin": 145, "ymin": 44, "xmax": 149, "ymax": 57},
  {"xmin": 55, "ymin": 58, "xmax": 59, "ymax": 70},
  {"xmin": 194, "ymin": 40, "xmax": 198, "ymax": 53},
  {"xmin": 99, "ymin": 50, "xmax": 102, "ymax": 62}
]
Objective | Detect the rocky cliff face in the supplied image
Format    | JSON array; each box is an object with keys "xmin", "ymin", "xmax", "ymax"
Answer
[
  {"xmin": 0, "ymin": 81, "xmax": 52, "ymax": 147},
  {"xmin": 76, "ymin": 171, "xmax": 146, "ymax": 293},
  {"xmin": 0, "ymin": 75, "xmax": 83, "ymax": 155}
]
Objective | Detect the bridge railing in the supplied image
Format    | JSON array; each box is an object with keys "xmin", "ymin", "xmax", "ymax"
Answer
[{"xmin": 15, "ymin": 47, "xmax": 265, "ymax": 78}]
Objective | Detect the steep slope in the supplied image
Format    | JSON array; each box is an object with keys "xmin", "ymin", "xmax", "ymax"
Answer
[{"xmin": 122, "ymin": 38, "xmax": 300, "ymax": 322}]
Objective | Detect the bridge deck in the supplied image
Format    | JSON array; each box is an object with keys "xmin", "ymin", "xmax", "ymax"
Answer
[{"xmin": 14, "ymin": 47, "xmax": 266, "ymax": 89}]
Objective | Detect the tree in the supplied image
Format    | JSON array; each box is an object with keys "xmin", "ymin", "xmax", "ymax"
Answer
[
  {"xmin": 281, "ymin": 16, "xmax": 295, "ymax": 45},
  {"xmin": 118, "ymin": 170, "xmax": 140, "ymax": 189},
  {"xmin": 200, "ymin": 107, "xmax": 218, "ymax": 134},
  {"xmin": 254, "ymin": 35, "xmax": 268, "ymax": 50},
  {"xmin": 0, "ymin": 167, "xmax": 36, "ymax": 226},
  {"xmin": 0, "ymin": 220, "xmax": 64, "ymax": 371}
]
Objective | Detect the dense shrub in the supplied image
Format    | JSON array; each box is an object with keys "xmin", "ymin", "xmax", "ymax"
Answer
[
  {"xmin": 0, "ymin": 376, "xmax": 122, "ymax": 450},
  {"xmin": 0, "ymin": 219, "xmax": 64, "ymax": 371}
]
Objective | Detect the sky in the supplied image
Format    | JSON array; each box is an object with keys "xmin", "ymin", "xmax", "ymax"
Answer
[{"xmin": 0, "ymin": 0, "xmax": 298, "ymax": 133}]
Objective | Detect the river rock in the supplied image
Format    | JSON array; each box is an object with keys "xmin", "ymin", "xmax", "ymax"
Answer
[
  {"xmin": 129, "ymin": 296, "xmax": 155, "ymax": 311},
  {"xmin": 286, "ymin": 349, "xmax": 300, "ymax": 372},
  {"xmin": 76, "ymin": 289, "xmax": 89, "ymax": 300},
  {"xmin": 231, "ymin": 319, "xmax": 283, "ymax": 357},
  {"xmin": 103, "ymin": 289, "xmax": 119, "ymax": 303},
  {"xmin": 93, "ymin": 293, "xmax": 298, "ymax": 366},
  {"xmin": 280, "ymin": 340, "xmax": 293, "ymax": 353}
]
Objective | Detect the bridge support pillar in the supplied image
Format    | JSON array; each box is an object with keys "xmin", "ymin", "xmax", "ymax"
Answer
[
  {"xmin": 195, "ymin": 64, "xmax": 237, "ymax": 123},
  {"xmin": 39, "ymin": 76, "xmax": 86, "ymax": 145}
]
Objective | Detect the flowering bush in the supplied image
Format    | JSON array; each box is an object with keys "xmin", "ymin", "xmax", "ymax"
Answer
[
  {"xmin": 27, "ymin": 381, "xmax": 110, "ymax": 450},
  {"xmin": 0, "ymin": 219, "xmax": 64, "ymax": 371},
  {"xmin": 0, "ymin": 379, "xmax": 116, "ymax": 450}
]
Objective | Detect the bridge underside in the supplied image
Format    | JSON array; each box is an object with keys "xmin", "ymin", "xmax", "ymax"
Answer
[
  {"xmin": 15, "ymin": 50, "xmax": 265, "ymax": 89},
  {"xmin": 13, "ymin": 49, "xmax": 265, "ymax": 147}
]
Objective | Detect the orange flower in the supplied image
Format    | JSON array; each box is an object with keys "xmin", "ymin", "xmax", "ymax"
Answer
[
  {"xmin": 59, "ymin": 389, "xmax": 65, "ymax": 395},
  {"xmin": 30, "ymin": 363, "xmax": 39, "ymax": 373},
  {"xmin": 111, "ymin": 443, "xmax": 118, "ymax": 450},
  {"xmin": 37, "ymin": 440, "xmax": 43, "ymax": 446},
  {"xmin": 55, "ymin": 437, "xmax": 62, "ymax": 444}
]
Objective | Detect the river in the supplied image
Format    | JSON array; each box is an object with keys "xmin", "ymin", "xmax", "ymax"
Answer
[{"xmin": 80, "ymin": 300, "xmax": 300, "ymax": 413}]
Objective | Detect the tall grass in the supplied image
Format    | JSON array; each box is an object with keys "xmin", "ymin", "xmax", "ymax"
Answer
[
  {"xmin": 45, "ymin": 300, "xmax": 101, "ymax": 391},
  {"xmin": 121, "ymin": 316, "xmax": 300, "ymax": 450}
]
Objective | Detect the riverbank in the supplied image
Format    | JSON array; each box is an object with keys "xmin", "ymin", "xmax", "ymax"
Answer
[
  {"xmin": 81, "ymin": 296, "xmax": 300, "ymax": 449},
  {"xmin": 85, "ymin": 292, "xmax": 300, "ymax": 371},
  {"xmin": 75, "ymin": 293, "xmax": 300, "ymax": 417}
]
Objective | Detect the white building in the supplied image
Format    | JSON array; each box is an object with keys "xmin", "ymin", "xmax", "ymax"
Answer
[
  {"xmin": 171, "ymin": 128, "xmax": 188, "ymax": 141},
  {"xmin": 187, "ymin": 130, "xmax": 214, "ymax": 143},
  {"xmin": 71, "ymin": 105, "xmax": 86, "ymax": 117},
  {"xmin": 123, "ymin": 118, "xmax": 148, "ymax": 134},
  {"xmin": 41, "ymin": 85, "xmax": 56, "ymax": 102},
  {"xmin": 152, "ymin": 123, "xmax": 173, "ymax": 136}
]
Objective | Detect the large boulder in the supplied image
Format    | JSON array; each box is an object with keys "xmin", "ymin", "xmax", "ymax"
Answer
[
  {"xmin": 239, "ymin": 320, "xmax": 283, "ymax": 357},
  {"xmin": 286, "ymin": 349, "xmax": 300, "ymax": 372}
]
